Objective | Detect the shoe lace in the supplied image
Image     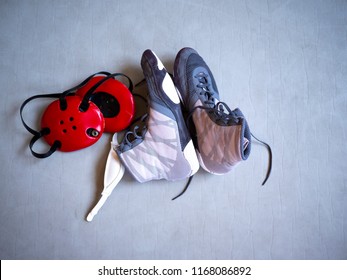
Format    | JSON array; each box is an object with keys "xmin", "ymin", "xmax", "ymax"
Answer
[
  {"xmin": 251, "ymin": 133, "xmax": 272, "ymax": 186},
  {"xmin": 188, "ymin": 72, "xmax": 242, "ymax": 125},
  {"xmin": 123, "ymin": 114, "xmax": 148, "ymax": 146},
  {"xmin": 118, "ymin": 78, "xmax": 149, "ymax": 149}
]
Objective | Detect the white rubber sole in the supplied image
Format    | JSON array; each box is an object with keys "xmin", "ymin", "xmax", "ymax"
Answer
[
  {"xmin": 183, "ymin": 139, "xmax": 200, "ymax": 176},
  {"xmin": 196, "ymin": 149, "xmax": 225, "ymax": 176}
]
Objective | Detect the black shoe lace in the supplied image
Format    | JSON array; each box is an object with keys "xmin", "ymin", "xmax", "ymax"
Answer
[
  {"xmin": 187, "ymin": 72, "xmax": 241, "ymax": 126},
  {"xmin": 251, "ymin": 132, "xmax": 272, "ymax": 186},
  {"xmin": 123, "ymin": 114, "xmax": 148, "ymax": 146}
]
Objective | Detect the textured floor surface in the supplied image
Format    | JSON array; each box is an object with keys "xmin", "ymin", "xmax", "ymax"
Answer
[{"xmin": 0, "ymin": 0, "xmax": 346, "ymax": 259}]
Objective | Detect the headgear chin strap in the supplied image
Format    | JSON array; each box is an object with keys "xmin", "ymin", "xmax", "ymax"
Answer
[{"xmin": 20, "ymin": 72, "xmax": 135, "ymax": 158}]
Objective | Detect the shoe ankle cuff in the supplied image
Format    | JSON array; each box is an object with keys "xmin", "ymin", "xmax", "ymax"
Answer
[{"xmin": 234, "ymin": 108, "xmax": 251, "ymax": 160}]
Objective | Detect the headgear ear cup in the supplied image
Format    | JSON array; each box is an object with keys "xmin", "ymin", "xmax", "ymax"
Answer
[
  {"xmin": 20, "ymin": 72, "xmax": 111, "ymax": 158},
  {"xmin": 41, "ymin": 96, "xmax": 104, "ymax": 152},
  {"xmin": 20, "ymin": 72, "xmax": 135, "ymax": 158},
  {"xmin": 75, "ymin": 74, "xmax": 135, "ymax": 133}
]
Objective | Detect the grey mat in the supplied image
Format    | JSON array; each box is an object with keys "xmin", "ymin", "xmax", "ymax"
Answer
[{"xmin": 0, "ymin": 0, "xmax": 346, "ymax": 259}]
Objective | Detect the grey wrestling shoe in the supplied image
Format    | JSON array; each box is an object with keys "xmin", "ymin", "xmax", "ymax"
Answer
[
  {"xmin": 174, "ymin": 47, "xmax": 252, "ymax": 175},
  {"xmin": 116, "ymin": 49, "xmax": 199, "ymax": 183}
]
